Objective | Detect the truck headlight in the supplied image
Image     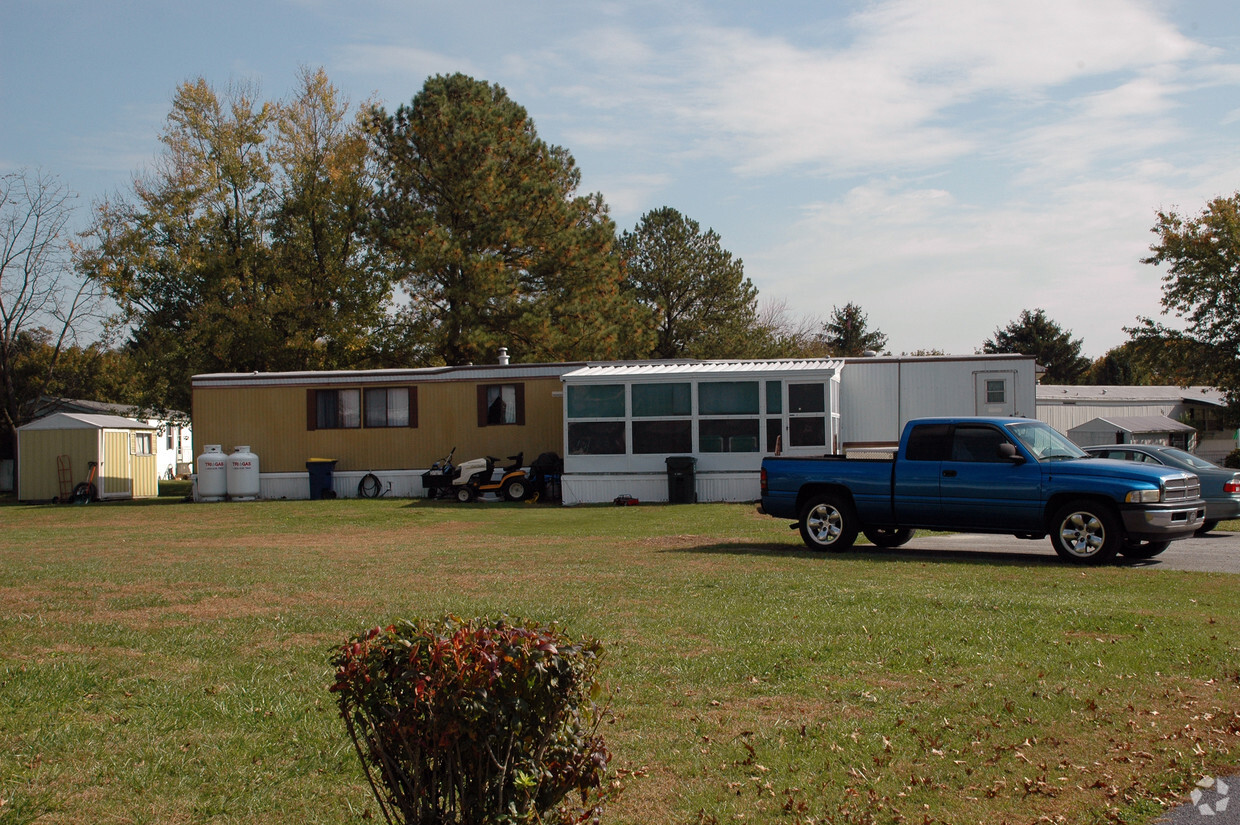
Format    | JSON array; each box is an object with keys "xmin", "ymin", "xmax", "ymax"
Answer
[{"xmin": 1125, "ymin": 489, "xmax": 1161, "ymax": 504}]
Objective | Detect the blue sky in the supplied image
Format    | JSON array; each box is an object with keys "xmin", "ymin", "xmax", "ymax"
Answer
[{"xmin": 4, "ymin": 0, "xmax": 1240, "ymax": 358}]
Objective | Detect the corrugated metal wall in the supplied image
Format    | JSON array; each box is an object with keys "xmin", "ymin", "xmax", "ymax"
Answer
[
  {"xmin": 17, "ymin": 429, "xmax": 98, "ymax": 501},
  {"xmin": 192, "ymin": 376, "xmax": 567, "ymax": 474},
  {"xmin": 132, "ymin": 454, "xmax": 159, "ymax": 498},
  {"xmin": 102, "ymin": 430, "xmax": 132, "ymax": 498},
  {"xmin": 840, "ymin": 357, "xmax": 1037, "ymax": 448}
]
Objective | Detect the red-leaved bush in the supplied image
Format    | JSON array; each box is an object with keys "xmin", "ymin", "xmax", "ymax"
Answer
[{"xmin": 330, "ymin": 616, "xmax": 612, "ymax": 825}]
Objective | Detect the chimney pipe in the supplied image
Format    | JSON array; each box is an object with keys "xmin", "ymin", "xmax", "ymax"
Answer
[{"xmin": 498, "ymin": 346, "xmax": 510, "ymax": 366}]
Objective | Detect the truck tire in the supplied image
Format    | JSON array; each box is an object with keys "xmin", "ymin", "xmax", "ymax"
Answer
[
  {"xmin": 1049, "ymin": 501, "xmax": 1119, "ymax": 565},
  {"xmin": 1195, "ymin": 520, "xmax": 1219, "ymax": 536},
  {"xmin": 863, "ymin": 527, "xmax": 914, "ymax": 548},
  {"xmin": 799, "ymin": 494, "xmax": 859, "ymax": 552},
  {"xmin": 1120, "ymin": 539, "xmax": 1170, "ymax": 559}
]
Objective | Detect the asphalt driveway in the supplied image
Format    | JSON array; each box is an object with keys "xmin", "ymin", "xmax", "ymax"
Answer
[{"xmin": 882, "ymin": 529, "xmax": 1240, "ymax": 573}]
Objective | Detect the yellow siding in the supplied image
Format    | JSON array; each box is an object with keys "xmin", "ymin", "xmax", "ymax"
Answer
[
  {"xmin": 193, "ymin": 376, "xmax": 566, "ymax": 473},
  {"xmin": 132, "ymin": 454, "xmax": 159, "ymax": 498},
  {"xmin": 102, "ymin": 430, "xmax": 133, "ymax": 497},
  {"xmin": 18, "ymin": 429, "xmax": 98, "ymax": 501}
]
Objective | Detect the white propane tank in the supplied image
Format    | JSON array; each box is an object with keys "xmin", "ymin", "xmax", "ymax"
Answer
[
  {"xmin": 197, "ymin": 445, "xmax": 228, "ymax": 502},
  {"xmin": 226, "ymin": 445, "xmax": 260, "ymax": 501}
]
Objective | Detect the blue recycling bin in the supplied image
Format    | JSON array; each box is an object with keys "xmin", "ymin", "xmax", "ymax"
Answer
[{"xmin": 306, "ymin": 458, "xmax": 337, "ymax": 500}]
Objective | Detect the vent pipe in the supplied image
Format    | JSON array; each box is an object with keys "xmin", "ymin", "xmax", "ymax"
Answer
[{"xmin": 498, "ymin": 346, "xmax": 510, "ymax": 365}]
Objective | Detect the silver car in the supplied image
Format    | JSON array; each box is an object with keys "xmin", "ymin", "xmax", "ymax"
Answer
[{"xmin": 1084, "ymin": 444, "xmax": 1240, "ymax": 533}]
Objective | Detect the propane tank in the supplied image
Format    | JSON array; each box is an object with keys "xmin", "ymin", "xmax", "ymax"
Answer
[
  {"xmin": 226, "ymin": 445, "xmax": 260, "ymax": 501},
  {"xmin": 196, "ymin": 445, "xmax": 227, "ymax": 502}
]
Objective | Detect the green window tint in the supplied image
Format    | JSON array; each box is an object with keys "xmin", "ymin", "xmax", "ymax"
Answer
[
  {"xmin": 699, "ymin": 419, "xmax": 761, "ymax": 453},
  {"xmin": 632, "ymin": 383, "xmax": 691, "ymax": 417},
  {"xmin": 765, "ymin": 381, "xmax": 782, "ymax": 414},
  {"xmin": 633, "ymin": 420, "xmax": 692, "ymax": 454},
  {"xmin": 567, "ymin": 384, "xmax": 625, "ymax": 418},
  {"xmin": 789, "ymin": 417, "xmax": 826, "ymax": 447},
  {"xmin": 698, "ymin": 381, "xmax": 759, "ymax": 415},
  {"xmin": 789, "ymin": 383, "xmax": 825, "ymax": 413},
  {"xmin": 568, "ymin": 421, "xmax": 626, "ymax": 455}
]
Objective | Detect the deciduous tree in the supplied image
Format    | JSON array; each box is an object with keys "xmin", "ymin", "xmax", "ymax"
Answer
[
  {"xmin": 1, "ymin": 169, "xmax": 104, "ymax": 459},
  {"xmin": 982, "ymin": 308, "xmax": 1089, "ymax": 384},
  {"xmin": 369, "ymin": 73, "xmax": 647, "ymax": 365},
  {"xmin": 81, "ymin": 70, "xmax": 389, "ymax": 412},
  {"xmin": 1130, "ymin": 193, "xmax": 1240, "ymax": 406}
]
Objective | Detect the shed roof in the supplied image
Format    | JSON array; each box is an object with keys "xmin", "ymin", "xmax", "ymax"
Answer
[
  {"xmin": 563, "ymin": 358, "xmax": 844, "ymax": 380},
  {"xmin": 1038, "ymin": 385, "xmax": 1225, "ymax": 406},
  {"xmin": 18, "ymin": 412, "xmax": 156, "ymax": 431},
  {"xmin": 1067, "ymin": 415, "xmax": 1197, "ymax": 434}
]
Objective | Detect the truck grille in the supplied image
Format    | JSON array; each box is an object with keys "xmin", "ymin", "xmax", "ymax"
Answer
[{"xmin": 1163, "ymin": 474, "xmax": 1201, "ymax": 502}]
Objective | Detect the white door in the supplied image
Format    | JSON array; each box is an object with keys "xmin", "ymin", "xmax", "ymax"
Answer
[{"xmin": 975, "ymin": 372, "xmax": 1015, "ymax": 416}]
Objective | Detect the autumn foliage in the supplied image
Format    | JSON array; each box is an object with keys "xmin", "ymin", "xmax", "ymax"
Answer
[{"xmin": 330, "ymin": 616, "xmax": 612, "ymax": 825}]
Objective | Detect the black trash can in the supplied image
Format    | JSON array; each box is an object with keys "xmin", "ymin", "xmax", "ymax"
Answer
[
  {"xmin": 665, "ymin": 456, "xmax": 697, "ymax": 504},
  {"xmin": 306, "ymin": 458, "xmax": 338, "ymax": 500}
]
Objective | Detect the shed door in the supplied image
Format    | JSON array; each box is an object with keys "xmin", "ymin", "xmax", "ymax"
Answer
[
  {"xmin": 975, "ymin": 372, "xmax": 1015, "ymax": 417},
  {"xmin": 101, "ymin": 429, "xmax": 133, "ymax": 499}
]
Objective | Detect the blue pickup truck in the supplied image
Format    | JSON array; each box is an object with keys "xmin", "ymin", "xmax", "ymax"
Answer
[{"xmin": 759, "ymin": 417, "xmax": 1206, "ymax": 565}]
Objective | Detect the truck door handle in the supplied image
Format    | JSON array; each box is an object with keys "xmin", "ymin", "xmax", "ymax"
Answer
[{"xmin": 942, "ymin": 470, "xmax": 957, "ymax": 477}]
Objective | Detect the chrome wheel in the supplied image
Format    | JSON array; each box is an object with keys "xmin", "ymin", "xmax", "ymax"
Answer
[
  {"xmin": 1050, "ymin": 502, "xmax": 1119, "ymax": 564},
  {"xmin": 798, "ymin": 494, "xmax": 858, "ymax": 551}
]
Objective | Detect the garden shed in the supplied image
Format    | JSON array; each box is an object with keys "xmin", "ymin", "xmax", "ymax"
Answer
[
  {"xmin": 17, "ymin": 413, "xmax": 160, "ymax": 502},
  {"xmin": 1067, "ymin": 415, "xmax": 1199, "ymax": 450}
]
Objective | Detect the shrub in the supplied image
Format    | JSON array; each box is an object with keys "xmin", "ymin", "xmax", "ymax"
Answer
[
  {"xmin": 1224, "ymin": 448, "xmax": 1240, "ymax": 469},
  {"xmin": 330, "ymin": 616, "xmax": 612, "ymax": 825}
]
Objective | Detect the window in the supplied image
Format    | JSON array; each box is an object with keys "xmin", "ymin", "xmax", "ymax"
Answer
[
  {"xmin": 632, "ymin": 383, "xmax": 690, "ymax": 417},
  {"xmin": 985, "ymin": 379, "xmax": 1006, "ymax": 404},
  {"xmin": 568, "ymin": 421, "xmax": 626, "ymax": 454},
  {"xmin": 631, "ymin": 383, "xmax": 691, "ymax": 454},
  {"xmin": 308, "ymin": 389, "xmax": 360, "ymax": 430},
  {"xmin": 365, "ymin": 387, "xmax": 415, "ymax": 428},
  {"xmin": 765, "ymin": 381, "xmax": 782, "ymax": 414},
  {"xmin": 478, "ymin": 383, "xmax": 525, "ymax": 426},
  {"xmin": 633, "ymin": 420, "xmax": 692, "ymax": 454},
  {"xmin": 166, "ymin": 432, "xmax": 174, "ymax": 450},
  {"xmin": 787, "ymin": 383, "xmax": 827, "ymax": 447},
  {"xmin": 699, "ymin": 419, "xmax": 760, "ymax": 453},
  {"xmin": 567, "ymin": 384, "xmax": 625, "ymax": 418},
  {"xmin": 905, "ymin": 423, "xmax": 952, "ymax": 461},
  {"xmin": 699, "ymin": 381, "xmax": 759, "ymax": 415},
  {"xmin": 949, "ymin": 426, "xmax": 1010, "ymax": 463},
  {"xmin": 134, "ymin": 432, "xmax": 153, "ymax": 455}
]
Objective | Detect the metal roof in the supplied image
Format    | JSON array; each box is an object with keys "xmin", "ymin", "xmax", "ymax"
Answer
[
  {"xmin": 19, "ymin": 412, "xmax": 155, "ymax": 431},
  {"xmin": 192, "ymin": 363, "xmax": 586, "ymax": 388},
  {"xmin": 1038, "ymin": 385, "xmax": 1226, "ymax": 406},
  {"xmin": 1068, "ymin": 415, "xmax": 1197, "ymax": 434},
  {"xmin": 562, "ymin": 359, "xmax": 844, "ymax": 380}
]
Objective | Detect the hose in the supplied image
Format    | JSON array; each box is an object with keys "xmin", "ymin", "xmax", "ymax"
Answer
[{"xmin": 358, "ymin": 473, "xmax": 382, "ymax": 499}]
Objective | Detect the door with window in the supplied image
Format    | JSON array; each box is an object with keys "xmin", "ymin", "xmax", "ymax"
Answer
[{"xmin": 975, "ymin": 372, "xmax": 1015, "ymax": 416}]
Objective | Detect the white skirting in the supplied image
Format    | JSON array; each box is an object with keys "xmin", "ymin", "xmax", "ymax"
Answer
[{"xmin": 561, "ymin": 471, "xmax": 760, "ymax": 505}]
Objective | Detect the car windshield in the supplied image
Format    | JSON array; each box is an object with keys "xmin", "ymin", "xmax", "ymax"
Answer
[
  {"xmin": 1006, "ymin": 421, "xmax": 1088, "ymax": 461},
  {"xmin": 1156, "ymin": 447, "xmax": 1218, "ymax": 470}
]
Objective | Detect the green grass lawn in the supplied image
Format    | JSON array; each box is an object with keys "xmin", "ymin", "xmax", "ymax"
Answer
[{"xmin": 0, "ymin": 499, "xmax": 1237, "ymax": 824}]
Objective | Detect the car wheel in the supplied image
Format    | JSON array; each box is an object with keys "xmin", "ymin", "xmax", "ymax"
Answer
[
  {"xmin": 502, "ymin": 478, "xmax": 527, "ymax": 502},
  {"xmin": 1049, "ymin": 501, "xmax": 1119, "ymax": 565},
  {"xmin": 1120, "ymin": 539, "xmax": 1170, "ymax": 559},
  {"xmin": 799, "ymin": 494, "xmax": 858, "ymax": 552},
  {"xmin": 862, "ymin": 527, "xmax": 914, "ymax": 548},
  {"xmin": 1195, "ymin": 519, "xmax": 1219, "ymax": 536}
]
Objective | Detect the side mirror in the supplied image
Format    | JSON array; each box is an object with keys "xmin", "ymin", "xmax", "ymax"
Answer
[{"xmin": 998, "ymin": 442, "xmax": 1025, "ymax": 463}]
